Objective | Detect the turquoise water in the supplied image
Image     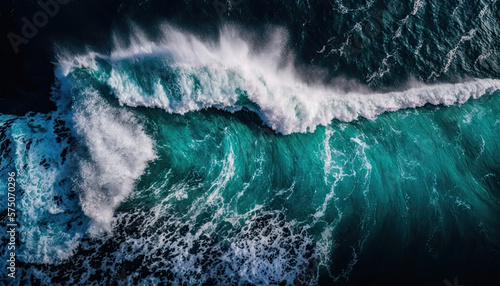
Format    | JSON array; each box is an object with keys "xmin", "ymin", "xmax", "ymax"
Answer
[
  {"xmin": 119, "ymin": 90, "xmax": 500, "ymax": 284},
  {"xmin": 1, "ymin": 24, "xmax": 500, "ymax": 285}
]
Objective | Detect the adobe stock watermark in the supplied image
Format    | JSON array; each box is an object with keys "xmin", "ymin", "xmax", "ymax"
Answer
[
  {"xmin": 7, "ymin": 0, "xmax": 74, "ymax": 54},
  {"xmin": 383, "ymin": 145, "xmax": 424, "ymax": 192},
  {"xmin": 107, "ymin": 268, "xmax": 128, "ymax": 285},
  {"xmin": 348, "ymin": 1, "xmax": 405, "ymax": 54},
  {"xmin": 213, "ymin": 0, "xmax": 244, "ymax": 18},
  {"xmin": 443, "ymin": 276, "xmax": 466, "ymax": 286}
]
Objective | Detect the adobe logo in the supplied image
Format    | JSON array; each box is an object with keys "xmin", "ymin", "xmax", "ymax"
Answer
[{"xmin": 7, "ymin": 0, "xmax": 74, "ymax": 54}]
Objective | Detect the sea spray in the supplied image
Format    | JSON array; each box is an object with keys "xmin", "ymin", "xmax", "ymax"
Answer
[
  {"xmin": 1, "ymin": 19, "xmax": 499, "ymax": 286},
  {"xmin": 58, "ymin": 25, "xmax": 500, "ymax": 134},
  {"xmin": 72, "ymin": 89, "xmax": 157, "ymax": 234}
]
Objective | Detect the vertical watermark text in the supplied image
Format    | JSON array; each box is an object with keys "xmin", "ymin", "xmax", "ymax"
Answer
[{"xmin": 5, "ymin": 171, "xmax": 17, "ymax": 279}]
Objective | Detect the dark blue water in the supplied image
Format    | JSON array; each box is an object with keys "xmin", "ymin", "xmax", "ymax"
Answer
[{"xmin": 1, "ymin": 1, "xmax": 500, "ymax": 285}]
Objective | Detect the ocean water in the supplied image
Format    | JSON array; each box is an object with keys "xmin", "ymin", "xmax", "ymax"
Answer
[{"xmin": 1, "ymin": 0, "xmax": 500, "ymax": 285}]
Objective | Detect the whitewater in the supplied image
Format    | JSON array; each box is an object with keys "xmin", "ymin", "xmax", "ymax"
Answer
[
  {"xmin": 58, "ymin": 25, "xmax": 500, "ymax": 134},
  {"xmin": 1, "ymin": 23, "xmax": 499, "ymax": 285}
]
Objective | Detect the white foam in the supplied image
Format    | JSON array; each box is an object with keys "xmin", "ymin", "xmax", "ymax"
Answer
[
  {"xmin": 412, "ymin": 0, "xmax": 424, "ymax": 15},
  {"xmin": 72, "ymin": 89, "xmax": 157, "ymax": 234},
  {"xmin": 0, "ymin": 112, "xmax": 86, "ymax": 264},
  {"xmin": 114, "ymin": 208, "xmax": 314, "ymax": 285},
  {"xmin": 58, "ymin": 25, "xmax": 500, "ymax": 136}
]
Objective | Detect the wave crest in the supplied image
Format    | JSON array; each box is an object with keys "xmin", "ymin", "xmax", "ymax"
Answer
[{"xmin": 57, "ymin": 24, "xmax": 500, "ymax": 135}]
